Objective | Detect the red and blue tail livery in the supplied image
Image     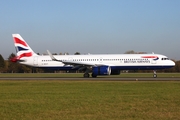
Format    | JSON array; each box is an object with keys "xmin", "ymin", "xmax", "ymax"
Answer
[
  {"xmin": 14, "ymin": 36, "xmax": 28, "ymax": 47},
  {"xmin": 11, "ymin": 34, "xmax": 38, "ymax": 62}
]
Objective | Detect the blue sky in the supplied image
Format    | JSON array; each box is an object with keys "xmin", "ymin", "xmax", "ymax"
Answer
[{"xmin": 1, "ymin": 0, "xmax": 180, "ymax": 60}]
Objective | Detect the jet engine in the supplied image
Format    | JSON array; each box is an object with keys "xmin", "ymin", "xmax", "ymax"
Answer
[{"xmin": 92, "ymin": 66, "xmax": 111, "ymax": 77}]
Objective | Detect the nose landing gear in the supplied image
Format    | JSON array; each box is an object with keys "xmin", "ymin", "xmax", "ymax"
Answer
[
  {"xmin": 153, "ymin": 70, "xmax": 157, "ymax": 78},
  {"xmin": 83, "ymin": 73, "xmax": 90, "ymax": 78}
]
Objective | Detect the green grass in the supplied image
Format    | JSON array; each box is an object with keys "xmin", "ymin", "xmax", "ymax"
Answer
[
  {"xmin": 0, "ymin": 80, "xmax": 180, "ymax": 120},
  {"xmin": 0, "ymin": 73, "xmax": 180, "ymax": 78}
]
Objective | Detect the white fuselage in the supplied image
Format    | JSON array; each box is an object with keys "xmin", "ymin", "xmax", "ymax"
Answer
[
  {"xmin": 12, "ymin": 34, "xmax": 175, "ymax": 77},
  {"xmin": 19, "ymin": 54, "xmax": 175, "ymax": 70}
]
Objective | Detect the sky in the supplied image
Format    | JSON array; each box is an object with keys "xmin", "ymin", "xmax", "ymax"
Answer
[{"xmin": 0, "ymin": 0, "xmax": 180, "ymax": 60}]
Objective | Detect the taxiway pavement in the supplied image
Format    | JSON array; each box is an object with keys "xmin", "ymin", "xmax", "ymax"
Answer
[{"xmin": 0, "ymin": 77, "xmax": 180, "ymax": 81}]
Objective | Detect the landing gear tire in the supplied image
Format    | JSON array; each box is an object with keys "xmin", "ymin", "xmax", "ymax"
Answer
[
  {"xmin": 91, "ymin": 73, "xmax": 97, "ymax": 78},
  {"xmin": 153, "ymin": 70, "xmax": 157, "ymax": 78},
  {"xmin": 84, "ymin": 73, "xmax": 90, "ymax": 78},
  {"xmin": 153, "ymin": 74, "xmax": 157, "ymax": 78}
]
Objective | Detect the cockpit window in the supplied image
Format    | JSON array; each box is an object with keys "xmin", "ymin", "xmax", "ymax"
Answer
[{"xmin": 161, "ymin": 58, "xmax": 169, "ymax": 60}]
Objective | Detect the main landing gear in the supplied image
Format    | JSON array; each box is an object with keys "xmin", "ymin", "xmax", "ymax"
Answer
[
  {"xmin": 153, "ymin": 70, "xmax": 157, "ymax": 78},
  {"xmin": 83, "ymin": 68, "xmax": 97, "ymax": 78},
  {"xmin": 83, "ymin": 73, "xmax": 97, "ymax": 78},
  {"xmin": 83, "ymin": 68, "xmax": 91, "ymax": 78},
  {"xmin": 83, "ymin": 73, "xmax": 90, "ymax": 78}
]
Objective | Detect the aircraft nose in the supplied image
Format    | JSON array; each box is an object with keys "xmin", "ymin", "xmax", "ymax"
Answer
[{"xmin": 170, "ymin": 60, "xmax": 175, "ymax": 66}]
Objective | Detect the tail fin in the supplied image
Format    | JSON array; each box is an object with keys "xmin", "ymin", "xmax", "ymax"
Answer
[{"xmin": 12, "ymin": 34, "xmax": 38, "ymax": 59}]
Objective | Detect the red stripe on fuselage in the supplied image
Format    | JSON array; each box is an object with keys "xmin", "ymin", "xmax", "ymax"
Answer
[
  {"xmin": 14, "ymin": 37, "xmax": 28, "ymax": 47},
  {"xmin": 142, "ymin": 56, "xmax": 158, "ymax": 58}
]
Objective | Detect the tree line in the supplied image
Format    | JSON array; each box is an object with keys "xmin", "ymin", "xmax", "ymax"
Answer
[{"xmin": 0, "ymin": 52, "xmax": 179, "ymax": 73}]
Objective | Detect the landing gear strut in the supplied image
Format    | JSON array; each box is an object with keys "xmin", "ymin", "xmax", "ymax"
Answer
[
  {"xmin": 83, "ymin": 67, "xmax": 98, "ymax": 78},
  {"xmin": 83, "ymin": 68, "xmax": 91, "ymax": 78},
  {"xmin": 153, "ymin": 70, "xmax": 157, "ymax": 78},
  {"xmin": 83, "ymin": 73, "xmax": 97, "ymax": 78},
  {"xmin": 83, "ymin": 73, "xmax": 90, "ymax": 78}
]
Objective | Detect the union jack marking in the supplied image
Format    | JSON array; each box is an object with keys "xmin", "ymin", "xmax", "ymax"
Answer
[
  {"xmin": 14, "ymin": 37, "xmax": 28, "ymax": 47},
  {"xmin": 17, "ymin": 52, "xmax": 33, "ymax": 59}
]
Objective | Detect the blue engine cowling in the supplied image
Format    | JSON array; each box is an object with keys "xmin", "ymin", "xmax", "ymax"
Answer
[{"xmin": 92, "ymin": 66, "xmax": 111, "ymax": 76}]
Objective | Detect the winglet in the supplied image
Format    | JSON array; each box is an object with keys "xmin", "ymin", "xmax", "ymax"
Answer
[{"xmin": 47, "ymin": 50, "xmax": 61, "ymax": 62}]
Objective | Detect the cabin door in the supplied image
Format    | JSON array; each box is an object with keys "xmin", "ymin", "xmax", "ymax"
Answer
[{"xmin": 33, "ymin": 56, "xmax": 38, "ymax": 66}]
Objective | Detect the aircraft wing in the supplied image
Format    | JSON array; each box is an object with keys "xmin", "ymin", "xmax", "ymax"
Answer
[{"xmin": 47, "ymin": 50, "xmax": 105, "ymax": 67}]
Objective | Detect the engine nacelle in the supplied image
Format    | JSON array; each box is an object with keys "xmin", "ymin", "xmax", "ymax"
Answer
[
  {"xmin": 92, "ymin": 66, "xmax": 111, "ymax": 76},
  {"xmin": 110, "ymin": 70, "xmax": 120, "ymax": 75}
]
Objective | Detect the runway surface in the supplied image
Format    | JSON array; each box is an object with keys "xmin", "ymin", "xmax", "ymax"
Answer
[{"xmin": 0, "ymin": 77, "xmax": 180, "ymax": 81}]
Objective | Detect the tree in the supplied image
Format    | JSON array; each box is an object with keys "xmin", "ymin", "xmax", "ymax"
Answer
[
  {"xmin": 175, "ymin": 60, "xmax": 180, "ymax": 72},
  {"xmin": 124, "ymin": 50, "xmax": 137, "ymax": 54},
  {"xmin": 74, "ymin": 52, "xmax": 80, "ymax": 55},
  {"xmin": 124, "ymin": 50, "xmax": 147, "ymax": 54},
  {"xmin": 7, "ymin": 53, "xmax": 30, "ymax": 73},
  {"xmin": 7, "ymin": 53, "xmax": 20, "ymax": 73},
  {"xmin": 64, "ymin": 52, "xmax": 69, "ymax": 55},
  {"xmin": 0, "ymin": 54, "xmax": 5, "ymax": 72}
]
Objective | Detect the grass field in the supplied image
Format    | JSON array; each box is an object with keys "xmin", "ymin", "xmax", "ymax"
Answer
[
  {"xmin": 0, "ymin": 73, "xmax": 180, "ymax": 78},
  {"xmin": 0, "ymin": 80, "xmax": 180, "ymax": 120}
]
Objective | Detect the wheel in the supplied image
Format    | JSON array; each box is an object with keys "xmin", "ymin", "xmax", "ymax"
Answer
[
  {"xmin": 83, "ymin": 73, "xmax": 90, "ymax": 78},
  {"xmin": 153, "ymin": 74, "xmax": 157, "ymax": 78},
  {"xmin": 91, "ymin": 73, "xmax": 97, "ymax": 78}
]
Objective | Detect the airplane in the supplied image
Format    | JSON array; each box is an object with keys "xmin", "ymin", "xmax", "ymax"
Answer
[{"xmin": 11, "ymin": 34, "xmax": 175, "ymax": 78}]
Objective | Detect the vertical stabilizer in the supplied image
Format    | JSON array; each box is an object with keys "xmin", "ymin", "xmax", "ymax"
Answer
[{"xmin": 12, "ymin": 34, "xmax": 38, "ymax": 59}]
